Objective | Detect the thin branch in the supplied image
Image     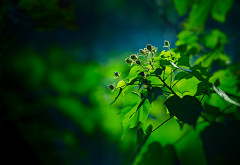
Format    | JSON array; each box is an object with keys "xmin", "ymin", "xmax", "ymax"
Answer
[
  {"xmin": 170, "ymin": 65, "xmax": 173, "ymax": 88},
  {"xmin": 163, "ymin": 68, "xmax": 177, "ymax": 81},
  {"xmin": 158, "ymin": 76, "xmax": 177, "ymax": 96},
  {"xmin": 221, "ymin": 104, "xmax": 234, "ymax": 113},
  {"xmin": 152, "ymin": 116, "xmax": 173, "ymax": 132},
  {"xmin": 172, "ymin": 73, "xmax": 188, "ymax": 88}
]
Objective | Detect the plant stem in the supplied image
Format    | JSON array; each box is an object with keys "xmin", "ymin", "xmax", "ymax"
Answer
[
  {"xmin": 200, "ymin": 86, "xmax": 212, "ymax": 102},
  {"xmin": 172, "ymin": 73, "xmax": 188, "ymax": 88},
  {"xmin": 163, "ymin": 68, "xmax": 177, "ymax": 81},
  {"xmin": 221, "ymin": 104, "xmax": 234, "ymax": 113},
  {"xmin": 157, "ymin": 76, "xmax": 177, "ymax": 96},
  {"xmin": 152, "ymin": 116, "xmax": 173, "ymax": 132},
  {"xmin": 170, "ymin": 65, "xmax": 173, "ymax": 88}
]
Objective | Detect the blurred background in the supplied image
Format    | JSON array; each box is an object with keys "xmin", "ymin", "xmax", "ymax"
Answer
[{"xmin": 1, "ymin": 0, "xmax": 240, "ymax": 165}]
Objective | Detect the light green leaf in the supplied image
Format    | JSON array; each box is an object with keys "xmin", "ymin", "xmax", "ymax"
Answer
[
  {"xmin": 174, "ymin": 72, "xmax": 201, "ymax": 96},
  {"xmin": 117, "ymin": 92, "xmax": 152, "ymax": 140},
  {"xmin": 116, "ymin": 80, "xmax": 126, "ymax": 89},
  {"xmin": 124, "ymin": 66, "xmax": 144, "ymax": 82}
]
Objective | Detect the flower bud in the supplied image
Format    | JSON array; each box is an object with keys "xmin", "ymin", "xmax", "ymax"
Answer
[
  {"xmin": 139, "ymin": 49, "xmax": 145, "ymax": 55},
  {"xmin": 164, "ymin": 40, "xmax": 170, "ymax": 47},
  {"xmin": 125, "ymin": 57, "xmax": 132, "ymax": 64},
  {"xmin": 130, "ymin": 54, "xmax": 138, "ymax": 60},
  {"xmin": 139, "ymin": 71, "xmax": 145, "ymax": 77},
  {"xmin": 146, "ymin": 44, "xmax": 153, "ymax": 51},
  {"xmin": 114, "ymin": 71, "xmax": 120, "ymax": 77},
  {"xmin": 136, "ymin": 60, "xmax": 141, "ymax": 65},
  {"xmin": 108, "ymin": 84, "xmax": 115, "ymax": 90}
]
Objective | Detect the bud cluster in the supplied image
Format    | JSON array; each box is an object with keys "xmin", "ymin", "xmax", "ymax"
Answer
[{"xmin": 108, "ymin": 43, "xmax": 161, "ymax": 91}]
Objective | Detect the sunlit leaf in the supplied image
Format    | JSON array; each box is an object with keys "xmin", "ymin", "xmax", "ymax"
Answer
[{"xmin": 117, "ymin": 92, "xmax": 151, "ymax": 140}]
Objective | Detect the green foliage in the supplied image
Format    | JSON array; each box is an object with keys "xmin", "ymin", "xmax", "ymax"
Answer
[
  {"xmin": 164, "ymin": 95, "xmax": 204, "ymax": 127},
  {"xmin": 108, "ymin": 42, "xmax": 240, "ymax": 141},
  {"xmin": 117, "ymin": 92, "xmax": 152, "ymax": 140},
  {"xmin": 107, "ymin": 38, "xmax": 240, "ymax": 165},
  {"xmin": 173, "ymin": 0, "xmax": 233, "ymax": 29}
]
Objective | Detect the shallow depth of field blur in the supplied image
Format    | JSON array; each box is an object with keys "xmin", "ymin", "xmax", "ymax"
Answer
[{"xmin": 1, "ymin": 0, "xmax": 240, "ymax": 165}]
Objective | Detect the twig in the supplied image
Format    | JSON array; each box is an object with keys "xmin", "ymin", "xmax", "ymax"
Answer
[{"xmin": 152, "ymin": 116, "xmax": 173, "ymax": 132}]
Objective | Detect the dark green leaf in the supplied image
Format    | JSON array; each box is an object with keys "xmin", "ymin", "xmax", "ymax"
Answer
[
  {"xmin": 137, "ymin": 124, "xmax": 153, "ymax": 146},
  {"xmin": 160, "ymin": 59, "xmax": 171, "ymax": 66},
  {"xmin": 204, "ymin": 102, "xmax": 221, "ymax": 116},
  {"xmin": 214, "ymin": 78, "xmax": 220, "ymax": 87},
  {"xmin": 141, "ymin": 87, "xmax": 163, "ymax": 104},
  {"xmin": 137, "ymin": 127, "xmax": 144, "ymax": 144},
  {"xmin": 164, "ymin": 95, "xmax": 205, "ymax": 127},
  {"xmin": 139, "ymin": 142, "xmax": 179, "ymax": 165},
  {"xmin": 155, "ymin": 68, "xmax": 163, "ymax": 75}
]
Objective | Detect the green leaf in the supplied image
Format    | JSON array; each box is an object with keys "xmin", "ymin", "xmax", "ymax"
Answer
[
  {"xmin": 211, "ymin": 0, "xmax": 233, "ymax": 23},
  {"xmin": 124, "ymin": 66, "xmax": 144, "ymax": 82},
  {"xmin": 118, "ymin": 92, "xmax": 152, "ymax": 140},
  {"xmin": 214, "ymin": 78, "xmax": 220, "ymax": 87},
  {"xmin": 173, "ymin": 0, "xmax": 193, "ymax": 16},
  {"xmin": 188, "ymin": 0, "xmax": 213, "ymax": 29},
  {"xmin": 164, "ymin": 95, "xmax": 204, "ymax": 127},
  {"xmin": 204, "ymin": 29, "xmax": 228, "ymax": 49},
  {"xmin": 147, "ymin": 76, "xmax": 164, "ymax": 87},
  {"xmin": 177, "ymin": 53, "xmax": 191, "ymax": 68},
  {"xmin": 116, "ymin": 80, "xmax": 126, "ymax": 89},
  {"xmin": 141, "ymin": 87, "xmax": 163, "ymax": 104},
  {"xmin": 175, "ymin": 30, "xmax": 198, "ymax": 46},
  {"xmin": 195, "ymin": 81, "xmax": 212, "ymax": 96},
  {"xmin": 194, "ymin": 49, "xmax": 223, "ymax": 68},
  {"xmin": 191, "ymin": 64, "xmax": 212, "ymax": 80},
  {"xmin": 174, "ymin": 72, "xmax": 201, "ymax": 96},
  {"xmin": 107, "ymin": 88, "xmax": 123, "ymax": 107}
]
